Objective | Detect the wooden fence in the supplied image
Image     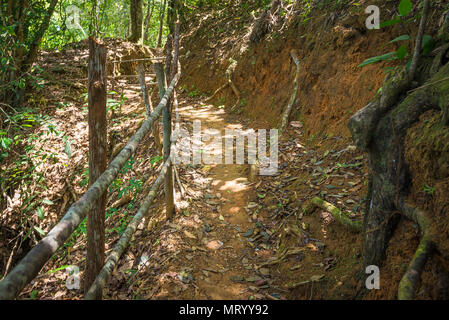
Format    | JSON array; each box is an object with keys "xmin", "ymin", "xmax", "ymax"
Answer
[{"xmin": 0, "ymin": 27, "xmax": 181, "ymax": 300}]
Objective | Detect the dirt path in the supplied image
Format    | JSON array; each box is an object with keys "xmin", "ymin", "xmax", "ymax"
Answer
[{"xmin": 171, "ymin": 99, "xmax": 261, "ymax": 299}]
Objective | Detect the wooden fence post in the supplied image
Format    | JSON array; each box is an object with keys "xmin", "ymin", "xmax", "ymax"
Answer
[
  {"xmin": 85, "ymin": 37, "xmax": 107, "ymax": 299},
  {"xmin": 162, "ymin": 36, "xmax": 176, "ymax": 219},
  {"xmin": 172, "ymin": 21, "xmax": 181, "ymax": 124}
]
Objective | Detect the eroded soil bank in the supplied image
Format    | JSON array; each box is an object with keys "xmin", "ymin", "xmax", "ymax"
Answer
[{"xmin": 2, "ymin": 0, "xmax": 449, "ymax": 300}]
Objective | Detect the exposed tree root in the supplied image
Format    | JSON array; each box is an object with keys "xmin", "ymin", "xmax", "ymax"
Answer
[
  {"xmin": 309, "ymin": 197, "xmax": 362, "ymax": 233},
  {"xmin": 259, "ymin": 247, "xmax": 306, "ymax": 267},
  {"xmin": 398, "ymin": 235, "xmax": 433, "ymax": 300},
  {"xmin": 229, "ymin": 78, "xmax": 241, "ymax": 110},
  {"xmin": 396, "ymin": 200, "xmax": 435, "ymax": 300},
  {"xmin": 280, "ymin": 50, "xmax": 300, "ymax": 134},
  {"xmin": 204, "ymin": 83, "xmax": 228, "ymax": 103},
  {"xmin": 348, "ymin": 30, "xmax": 449, "ymax": 268},
  {"xmin": 205, "ymin": 59, "xmax": 241, "ymax": 109}
]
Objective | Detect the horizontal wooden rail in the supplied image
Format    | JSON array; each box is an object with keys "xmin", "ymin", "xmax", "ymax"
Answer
[
  {"xmin": 109, "ymin": 57, "xmax": 165, "ymax": 64},
  {"xmin": 0, "ymin": 71, "xmax": 181, "ymax": 300},
  {"xmin": 85, "ymin": 158, "xmax": 171, "ymax": 300}
]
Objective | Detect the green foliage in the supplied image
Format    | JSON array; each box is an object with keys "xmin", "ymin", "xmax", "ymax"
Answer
[
  {"xmin": 398, "ymin": 0, "xmax": 413, "ymax": 17},
  {"xmin": 422, "ymin": 184, "xmax": 435, "ymax": 195},
  {"xmin": 150, "ymin": 155, "xmax": 163, "ymax": 168},
  {"xmin": 1, "ymin": 0, "xmax": 58, "ymax": 104},
  {"xmin": 41, "ymin": 0, "xmax": 171, "ymax": 49},
  {"xmin": 358, "ymin": 0, "xmax": 435, "ymax": 70},
  {"xmin": 187, "ymin": 85, "xmax": 202, "ymax": 97}
]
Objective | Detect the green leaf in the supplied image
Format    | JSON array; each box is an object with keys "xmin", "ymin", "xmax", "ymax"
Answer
[
  {"xmin": 36, "ymin": 206, "xmax": 45, "ymax": 220},
  {"xmin": 0, "ymin": 137, "xmax": 12, "ymax": 149},
  {"xmin": 48, "ymin": 265, "xmax": 70, "ymax": 274},
  {"xmin": 64, "ymin": 140, "xmax": 72, "ymax": 158},
  {"xmin": 30, "ymin": 290, "xmax": 38, "ymax": 299},
  {"xmin": 34, "ymin": 226, "xmax": 46, "ymax": 236},
  {"xmin": 357, "ymin": 52, "xmax": 397, "ymax": 68},
  {"xmin": 421, "ymin": 35, "xmax": 435, "ymax": 55},
  {"xmin": 398, "ymin": 0, "xmax": 413, "ymax": 17},
  {"xmin": 380, "ymin": 17, "xmax": 402, "ymax": 28},
  {"xmin": 387, "ymin": 34, "xmax": 410, "ymax": 45},
  {"xmin": 405, "ymin": 59, "xmax": 412, "ymax": 71},
  {"xmin": 396, "ymin": 45, "xmax": 409, "ymax": 60},
  {"xmin": 42, "ymin": 199, "xmax": 54, "ymax": 205}
]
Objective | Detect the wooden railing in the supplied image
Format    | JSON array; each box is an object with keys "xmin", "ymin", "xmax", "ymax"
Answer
[{"xmin": 0, "ymin": 29, "xmax": 181, "ymax": 300}]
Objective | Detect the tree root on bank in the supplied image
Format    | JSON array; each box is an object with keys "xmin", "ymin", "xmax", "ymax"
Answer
[
  {"xmin": 204, "ymin": 83, "xmax": 228, "ymax": 103},
  {"xmin": 305, "ymin": 197, "xmax": 362, "ymax": 233},
  {"xmin": 308, "ymin": 196, "xmax": 437, "ymax": 299},
  {"xmin": 229, "ymin": 78, "xmax": 241, "ymax": 110},
  {"xmin": 280, "ymin": 50, "xmax": 301, "ymax": 134},
  {"xmin": 396, "ymin": 200, "xmax": 435, "ymax": 300},
  {"xmin": 205, "ymin": 59, "xmax": 240, "ymax": 109},
  {"xmin": 258, "ymin": 247, "xmax": 306, "ymax": 268},
  {"xmin": 347, "ymin": 16, "xmax": 449, "ymax": 275},
  {"xmin": 398, "ymin": 235, "xmax": 433, "ymax": 300}
]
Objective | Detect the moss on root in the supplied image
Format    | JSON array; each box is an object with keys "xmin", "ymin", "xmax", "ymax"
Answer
[{"xmin": 310, "ymin": 197, "xmax": 362, "ymax": 233}]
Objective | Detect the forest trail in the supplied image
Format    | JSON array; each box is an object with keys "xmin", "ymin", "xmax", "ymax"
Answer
[
  {"xmin": 7, "ymin": 44, "xmax": 367, "ymax": 300},
  {"xmin": 142, "ymin": 97, "xmax": 273, "ymax": 300},
  {"xmin": 81, "ymin": 73, "xmax": 285, "ymax": 300},
  {"xmin": 2, "ymin": 0, "xmax": 449, "ymax": 302}
]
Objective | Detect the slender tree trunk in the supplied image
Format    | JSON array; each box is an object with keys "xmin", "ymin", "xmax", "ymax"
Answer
[
  {"xmin": 13, "ymin": 0, "xmax": 58, "ymax": 106},
  {"xmin": 409, "ymin": 0, "xmax": 430, "ymax": 80},
  {"xmin": 85, "ymin": 38, "xmax": 108, "ymax": 299},
  {"xmin": 129, "ymin": 0, "xmax": 143, "ymax": 43},
  {"xmin": 157, "ymin": 0, "xmax": 167, "ymax": 47},
  {"xmin": 167, "ymin": 0, "xmax": 176, "ymax": 35},
  {"xmin": 143, "ymin": 0, "xmax": 155, "ymax": 43}
]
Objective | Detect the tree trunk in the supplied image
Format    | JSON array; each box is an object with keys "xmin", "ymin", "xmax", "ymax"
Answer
[
  {"xmin": 143, "ymin": 0, "xmax": 155, "ymax": 43},
  {"xmin": 349, "ymin": 52, "xmax": 449, "ymax": 270},
  {"xmin": 13, "ymin": 0, "xmax": 58, "ymax": 106},
  {"xmin": 129, "ymin": 0, "xmax": 143, "ymax": 43},
  {"xmin": 171, "ymin": 21, "xmax": 180, "ymax": 124},
  {"xmin": 85, "ymin": 159, "xmax": 171, "ymax": 299},
  {"xmin": 167, "ymin": 0, "xmax": 176, "ymax": 35},
  {"xmin": 157, "ymin": 0, "xmax": 167, "ymax": 47},
  {"xmin": 85, "ymin": 38, "xmax": 108, "ymax": 299},
  {"xmin": 409, "ymin": 0, "xmax": 430, "ymax": 80}
]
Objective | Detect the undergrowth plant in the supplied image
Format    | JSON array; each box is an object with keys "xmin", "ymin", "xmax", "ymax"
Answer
[{"xmin": 358, "ymin": 0, "xmax": 435, "ymax": 72}]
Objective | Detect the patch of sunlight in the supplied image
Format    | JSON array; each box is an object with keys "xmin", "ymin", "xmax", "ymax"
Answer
[
  {"xmin": 228, "ymin": 207, "xmax": 241, "ymax": 214},
  {"xmin": 217, "ymin": 178, "xmax": 248, "ymax": 193}
]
